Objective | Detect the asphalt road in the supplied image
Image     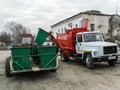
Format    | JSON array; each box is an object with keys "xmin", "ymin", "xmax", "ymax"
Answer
[{"xmin": 1, "ymin": 50, "xmax": 120, "ymax": 90}]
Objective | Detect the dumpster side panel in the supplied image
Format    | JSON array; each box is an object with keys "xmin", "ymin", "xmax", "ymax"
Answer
[
  {"xmin": 37, "ymin": 46, "xmax": 57, "ymax": 68},
  {"xmin": 11, "ymin": 48, "xmax": 30, "ymax": 71},
  {"xmin": 31, "ymin": 45, "xmax": 39, "ymax": 64}
]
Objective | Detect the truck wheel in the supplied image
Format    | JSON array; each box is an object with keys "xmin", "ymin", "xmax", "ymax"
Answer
[
  {"xmin": 60, "ymin": 52, "xmax": 68, "ymax": 62},
  {"xmin": 85, "ymin": 54, "xmax": 94, "ymax": 69},
  {"xmin": 5, "ymin": 57, "xmax": 11, "ymax": 77},
  {"xmin": 107, "ymin": 60, "xmax": 116, "ymax": 66}
]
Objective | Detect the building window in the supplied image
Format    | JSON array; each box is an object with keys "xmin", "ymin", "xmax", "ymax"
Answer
[
  {"xmin": 79, "ymin": 21, "xmax": 82, "ymax": 27},
  {"xmin": 61, "ymin": 28, "xmax": 63, "ymax": 33},
  {"xmin": 58, "ymin": 29, "xmax": 60, "ymax": 34},
  {"xmin": 90, "ymin": 24, "xmax": 95, "ymax": 31},
  {"xmin": 64, "ymin": 27, "xmax": 66, "ymax": 31},
  {"xmin": 68, "ymin": 22, "xmax": 72, "ymax": 29},
  {"xmin": 75, "ymin": 24, "xmax": 78, "ymax": 28},
  {"xmin": 64, "ymin": 27, "xmax": 67, "ymax": 33}
]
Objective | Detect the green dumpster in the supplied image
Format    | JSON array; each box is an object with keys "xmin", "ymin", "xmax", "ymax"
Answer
[
  {"xmin": 35, "ymin": 28, "xmax": 49, "ymax": 45},
  {"xmin": 37, "ymin": 46, "xmax": 57, "ymax": 68},
  {"xmin": 11, "ymin": 47, "xmax": 31, "ymax": 71}
]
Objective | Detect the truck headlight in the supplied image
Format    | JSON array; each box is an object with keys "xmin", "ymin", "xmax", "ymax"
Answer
[{"xmin": 94, "ymin": 51, "xmax": 98, "ymax": 56}]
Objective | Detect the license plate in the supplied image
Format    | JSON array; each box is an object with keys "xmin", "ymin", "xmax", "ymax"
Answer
[{"xmin": 108, "ymin": 56, "xmax": 116, "ymax": 60}]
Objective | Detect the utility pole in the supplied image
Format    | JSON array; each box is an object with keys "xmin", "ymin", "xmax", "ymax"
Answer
[{"xmin": 116, "ymin": 0, "xmax": 118, "ymax": 14}]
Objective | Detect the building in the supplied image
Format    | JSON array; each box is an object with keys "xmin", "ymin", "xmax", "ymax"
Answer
[{"xmin": 51, "ymin": 10, "xmax": 111, "ymax": 37}]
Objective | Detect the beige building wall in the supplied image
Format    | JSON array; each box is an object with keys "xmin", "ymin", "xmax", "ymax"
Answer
[
  {"xmin": 81, "ymin": 14, "xmax": 110, "ymax": 34},
  {"xmin": 51, "ymin": 12, "xmax": 111, "ymax": 38}
]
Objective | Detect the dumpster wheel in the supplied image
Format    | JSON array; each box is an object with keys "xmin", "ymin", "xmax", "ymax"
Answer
[
  {"xmin": 51, "ymin": 69, "xmax": 57, "ymax": 72},
  {"xmin": 5, "ymin": 57, "xmax": 12, "ymax": 77}
]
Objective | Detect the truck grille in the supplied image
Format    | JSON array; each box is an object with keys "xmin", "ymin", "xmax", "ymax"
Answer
[{"xmin": 103, "ymin": 46, "xmax": 117, "ymax": 54}]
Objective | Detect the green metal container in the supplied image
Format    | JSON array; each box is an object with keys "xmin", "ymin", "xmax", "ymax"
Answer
[
  {"xmin": 35, "ymin": 28, "xmax": 49, "ymax": 45},
  {"xmin": 11, "ymin": 47, "xmax": 31, "ymax": 71},
  {"xmin": 37, "ymin": 46, "xmax": 57, "ymax": 68},
  {"xmin": 31, "ymin": 45, "xmax": 39, "ymax": 64}
]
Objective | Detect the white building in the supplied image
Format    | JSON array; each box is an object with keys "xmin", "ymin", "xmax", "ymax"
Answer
[{"xmin": 51, "ymin": 10, "xmax": 111, "ymax": 37}]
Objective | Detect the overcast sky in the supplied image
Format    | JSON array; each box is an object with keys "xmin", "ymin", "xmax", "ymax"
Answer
[{"xmin": 0, "ymin": 0, "xmax": 119, "ymax": 34}]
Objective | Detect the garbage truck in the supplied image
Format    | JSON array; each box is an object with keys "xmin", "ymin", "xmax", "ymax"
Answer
[{"xmin": 49, "ymin": 28, "xmax": 119, "ymax": 69}]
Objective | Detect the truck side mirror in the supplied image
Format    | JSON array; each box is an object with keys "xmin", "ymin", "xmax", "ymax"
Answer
[{"xmin": 74, "ymin": 41, "xmax": 77, "ymax": 44}]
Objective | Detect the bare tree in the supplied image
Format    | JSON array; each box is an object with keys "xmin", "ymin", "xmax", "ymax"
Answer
[
  {"xmin": 106, "ymin": 15, "xmax": 120, "ymax": 47},
  {"xmin": 5, "ymin": 21, "xmax": 31, "ymax": 46},
  {"xmin": 0, "ymin": 31, "xmax": 12, "ymax": 46}
]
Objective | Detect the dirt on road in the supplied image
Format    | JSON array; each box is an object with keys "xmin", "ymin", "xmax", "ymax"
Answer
[{"xmin": 0, "ymin": 50, "xmax": 120, "ymax": 90}]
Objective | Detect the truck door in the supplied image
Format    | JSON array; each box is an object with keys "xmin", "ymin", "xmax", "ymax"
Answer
[{"xmin": 75, "ymin": 34, "xmax": 83, "ymax": 54}]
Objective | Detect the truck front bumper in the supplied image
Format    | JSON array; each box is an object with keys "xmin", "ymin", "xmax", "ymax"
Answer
[{"xmin": 93, "ymin": 54, "xmax": 119, "ymax": 62}]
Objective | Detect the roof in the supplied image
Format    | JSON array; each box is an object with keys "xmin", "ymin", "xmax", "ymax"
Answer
[{"xmin": 51, "ymin": 10, "xmax": 112, "ymax": 28}]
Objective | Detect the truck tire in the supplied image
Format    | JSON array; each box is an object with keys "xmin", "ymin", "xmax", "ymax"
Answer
[
  {"xmin": 85, "ymin": 54, "xmax": 94, "ymax": 69},
  {"xmin": 60, "ymin": 52, "xmax": 69, "ymax": 62},
  {"xmin": 5, "ymin": 57, "xmax": 11, "ymax": 77},
  {"xmin": 107, "ymin": 60, "xmax": 116, "ymax": 66}
]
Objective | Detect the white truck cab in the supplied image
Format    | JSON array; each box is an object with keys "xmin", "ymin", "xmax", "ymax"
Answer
[{"xmin": 75, "ymin": 31, "xmax": 118, "ymax": 68}]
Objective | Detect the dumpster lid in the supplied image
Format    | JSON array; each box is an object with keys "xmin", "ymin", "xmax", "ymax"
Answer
[{"xmin": 35, "ymin": 28, "xmax": 49, "ymax": 45}]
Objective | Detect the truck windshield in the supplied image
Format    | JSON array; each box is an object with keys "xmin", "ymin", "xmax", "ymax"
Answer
[{"xmin": 83, "ymin": 33, "xmax": 103, "ymax": 42}]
